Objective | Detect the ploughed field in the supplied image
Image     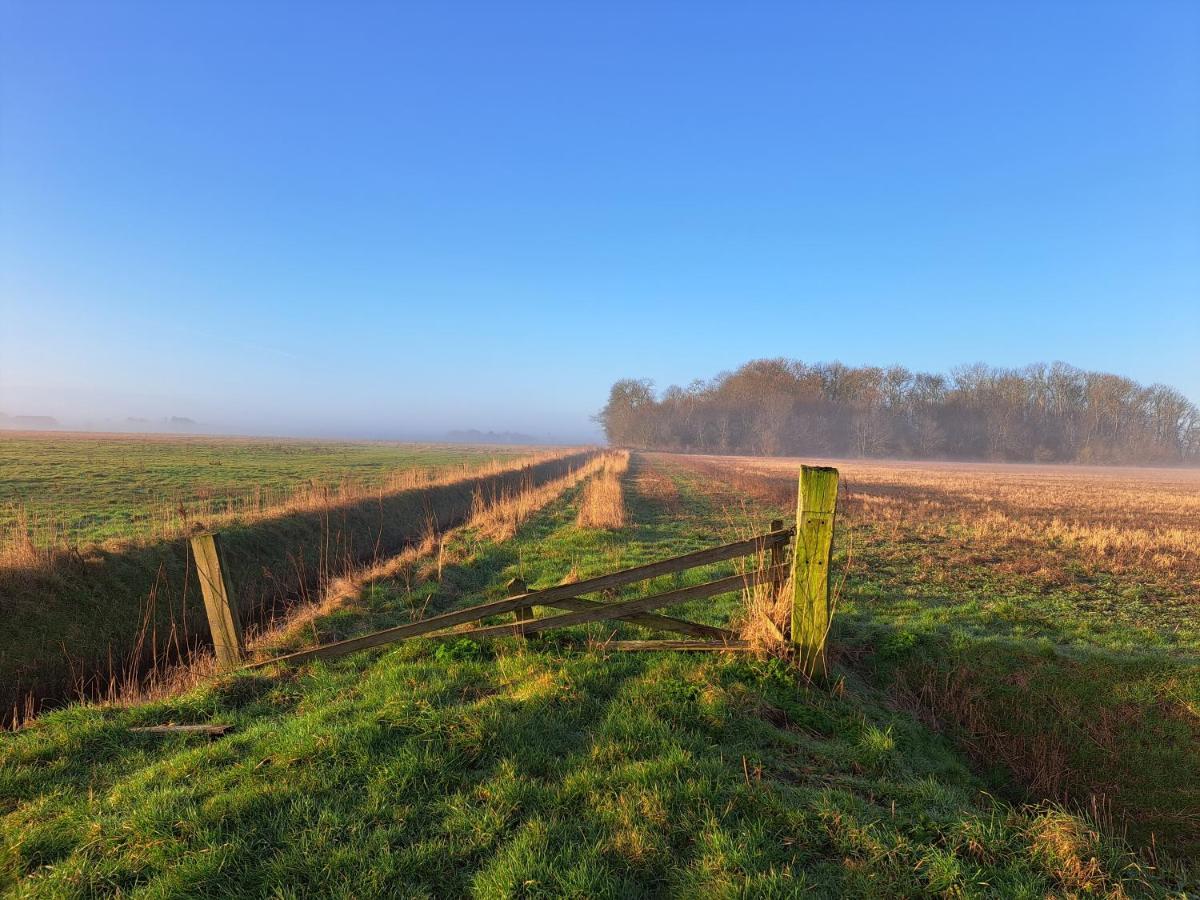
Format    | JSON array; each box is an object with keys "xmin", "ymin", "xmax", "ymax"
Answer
[{"xmin": 1, "ymin": 448, "xmax": 1196, "ymax": 896}]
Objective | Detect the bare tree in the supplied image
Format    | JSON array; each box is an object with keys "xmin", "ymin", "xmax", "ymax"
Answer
[{"xmin": 599, "ymin": 358, "xmax": 1199, "ymax": 465}]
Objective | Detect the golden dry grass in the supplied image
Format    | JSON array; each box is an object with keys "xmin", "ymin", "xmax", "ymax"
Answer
[
  {"xmin": 576, "ymin": 451, "xmax": 630, "ymax": 529},
  {"xmin": 736, "ymin": 573, "xmax": 791, "ymax": 654},
  {"xmin": 671, "ymin": 453, "xmax": 1200, "ymax": 591}
]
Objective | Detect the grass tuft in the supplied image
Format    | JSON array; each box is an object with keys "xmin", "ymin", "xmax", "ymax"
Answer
[{"xmin": 575, "ymin": 451, "xmax": 629, "ymax": 530}]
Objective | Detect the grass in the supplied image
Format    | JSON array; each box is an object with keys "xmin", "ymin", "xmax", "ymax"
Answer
[
  {"xmin": 0, "ymin": 445, "xmax": 591, "ymax": 727},
  {"xmin": 667, "ymin": 452, "xmax": 1200, "ymax": 881},
  {"xmin": 1, "ymin": 453, "xmax": 1185, "ymax": 896},
  {"xmin": 575, "ymin": 452, "xmax": 629, "ymax": 529},
  {"xmin": 0, "ymin": 432, "xmax": 535, "ymax": 549}
]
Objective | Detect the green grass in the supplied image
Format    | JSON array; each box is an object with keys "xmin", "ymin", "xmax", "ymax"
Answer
[
  {"xmin": 1, "ymin": 456, "xmax": 1182, "ymax": 897},
  {"xmin": 668, "ymin": 458, "xmax": 1200, "ymax": 883},
  {"xmin": 0, "ymin": 450, "xmax": 589, "ymax": 729},
  {"xmin": 834, "ymin": 532, "xmax": 1200, "ymax": 869},
  {"xmin": 0, "ymin": 433, "xmax": 529, "ymax": 545}
]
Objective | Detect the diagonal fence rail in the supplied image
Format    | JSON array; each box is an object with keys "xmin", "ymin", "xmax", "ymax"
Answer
[
  {"xmin": 195, "ymin": 465, "xmax": 839, "ymax": 675},
  {"xmin": 243, "ymin": 526, "xmax": 793, "ymax": 669}
]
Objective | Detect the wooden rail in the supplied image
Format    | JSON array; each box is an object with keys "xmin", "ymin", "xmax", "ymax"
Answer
[
  {"xmin": 245, "ymin": 527, "xmax": 791, "ymax": 670},
  {"xmin": 205, "ymin": 464, "xmax": 841, "ymax": 675}
]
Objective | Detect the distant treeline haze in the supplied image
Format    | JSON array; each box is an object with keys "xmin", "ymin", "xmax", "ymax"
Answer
[{"xmin": 599, "ymin": 360, "xmax": 1200, "ymax": 464}]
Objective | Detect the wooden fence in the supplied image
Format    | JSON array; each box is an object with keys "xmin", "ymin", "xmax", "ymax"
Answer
[{"xmin": 192, "ymin": 465, "xmax": 840, "ymax": 677}]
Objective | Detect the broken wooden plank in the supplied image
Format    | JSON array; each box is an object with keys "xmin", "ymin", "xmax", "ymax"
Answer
[
  {"xmin": 600, "ymin": 640, "xmax": 753, "ymax": 652},
  {"xmin": 130, "ymin": 724, "xmax": 233, "ymax": 736}
]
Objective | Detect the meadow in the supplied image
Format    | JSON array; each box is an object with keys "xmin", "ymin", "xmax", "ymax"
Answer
[
  {"xmin": 2, "ymin": 447, "xmax": 1197, "ymax": 895},
  {"xmin": 0, "ymin": 432, "xmax": 532, "ymax": 550},
  {"xmin": 0, "ymin": 434, "xmax": 585, "ymax": 727}
]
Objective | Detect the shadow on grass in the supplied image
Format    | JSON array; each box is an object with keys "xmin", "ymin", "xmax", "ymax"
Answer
[{"xmin": 835, "ymin": 613, "xmax": 1200, "ymax": 870}]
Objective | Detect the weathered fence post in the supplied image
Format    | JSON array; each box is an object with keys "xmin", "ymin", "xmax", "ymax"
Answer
[
  {"xmin": 508, "ymin": 577, "xmax": 531, "ymax": 637},
  {"xmin": 769, "ymin": 518, "xmax": 785, "ymax": 603},
  {"xmin": 190, "ymin": 532, "xmax": 245, "ymax": 669},
  {"xmin": 791, "ymin": 466, "xmax": 839, "ymax": 677}
]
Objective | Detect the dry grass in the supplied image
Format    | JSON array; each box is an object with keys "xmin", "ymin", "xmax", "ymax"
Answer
[
  {"xmin": 1024, "ymin": 808, "xmax": 1123, "ymax": 897},
  {"xmin": 670, "ymin": 453, "xmax": 1200, "ymax": 593},
  {"xmin": 576, "ymin": 451, "xmax": 630, "ymax": 530},
  {"xmin": 472, "ymin": 451, "xmax": 625, "ymax": 542},
  {"xmin": 737, "ymin": 573, "xmax": 791, "ymax": 655}
]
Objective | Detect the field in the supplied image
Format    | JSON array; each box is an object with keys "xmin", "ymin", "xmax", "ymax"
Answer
[
  {"xmin": 1, "ymin": 448, "xmax": 1198, "ymax": 895},
  {"xmin": 668, "ymin": 455, "xmax": 1200, "ymax": 856},
  {"xmin": 0, "ymin": 432, "xmax": 532, "ymax": 549},
  {"xmin": 0, "ymin": 434, "xmax": 580, "ymax": 726}
]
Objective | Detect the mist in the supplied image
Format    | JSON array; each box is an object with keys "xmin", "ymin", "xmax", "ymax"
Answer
[{"xmin": 0, "ymin": 383, "xmax": 603, "ymax": 444}]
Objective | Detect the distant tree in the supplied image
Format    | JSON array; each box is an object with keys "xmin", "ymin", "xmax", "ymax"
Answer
[
  {"xmin": 597, "ymin": 379, "xmax": 657, "ymax": 447},
  {"xmin": 598, "ymin": 359, "xmax": 1199, "ymax": 465}
]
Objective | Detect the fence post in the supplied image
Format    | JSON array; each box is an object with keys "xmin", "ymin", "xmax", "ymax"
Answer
[
  {"xmin": 190, "ymin": 532, "xmax": 245, "ymax": 669},
  {"xmin": 769, "ymin": 518, "xmax": 785, "ymax": 605},
  {"xmin": 508, "ymin": 577, "xmax": 531, "ymax": 637},
  {"xmin": 791, "ymin": 466, "xmax": 839, "ymax": 677}
]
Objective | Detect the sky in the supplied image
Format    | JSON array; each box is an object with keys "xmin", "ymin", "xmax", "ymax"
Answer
[{"xmin": 1, "ymin": 1, "xmax": 1198, "ymax": 442}]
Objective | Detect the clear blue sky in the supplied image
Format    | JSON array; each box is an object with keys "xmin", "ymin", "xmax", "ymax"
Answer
[{"xmin": 2, "ymin": 1, "xmax": 1197, "ymax": 440}]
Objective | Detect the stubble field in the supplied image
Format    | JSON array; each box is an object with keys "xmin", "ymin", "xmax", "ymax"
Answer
[{"xmin": 666, "ymin": 452, "xmax": 1200, "ymax": 864}]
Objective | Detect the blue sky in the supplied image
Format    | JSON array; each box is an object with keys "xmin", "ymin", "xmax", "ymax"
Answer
[{"xmin": 2, "ymin": 1, "xmax": 1197, "ymax": 440}]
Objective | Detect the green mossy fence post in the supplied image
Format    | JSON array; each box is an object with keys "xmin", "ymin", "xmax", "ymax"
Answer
[
  {"xmin": 190, "ymin": 532, "xmax": 245, "ymax": 669},
  {"xmin": 791, "ymin": 466, "xmax": 839, "ymax": 677}
]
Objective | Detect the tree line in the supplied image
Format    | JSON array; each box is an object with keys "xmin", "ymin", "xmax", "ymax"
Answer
[{"xmin": 598, "ymin": 359, "xmax": 1200, "ymax": 464}]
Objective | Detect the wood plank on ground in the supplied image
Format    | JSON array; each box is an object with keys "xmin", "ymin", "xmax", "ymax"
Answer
[
  {"xmin": 546, "ymin": 596, "xmax": 735, "ymax": 640},
  {"xmin": 600, "ymin": 640, "xmax": 753, "ymax": 652},
  {"xmin": 130, "ymin": 724, "xmax": 233, "ymax": 736}
]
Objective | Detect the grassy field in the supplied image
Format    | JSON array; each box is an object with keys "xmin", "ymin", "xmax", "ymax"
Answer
[
  {"xmin": 669, "ymin": 453, "xmax": 1200, "ymax": 873},
  {"xmin": 0, "ymin": 432, "xmax": 532, "ymax": 548},
  {"xmin": 0, "ymin": 434, "xmax": 585, "ymax": 727},
  {"xmin": 2, "ymin": 452, "xmax": 1194, "ymax": 896}
]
